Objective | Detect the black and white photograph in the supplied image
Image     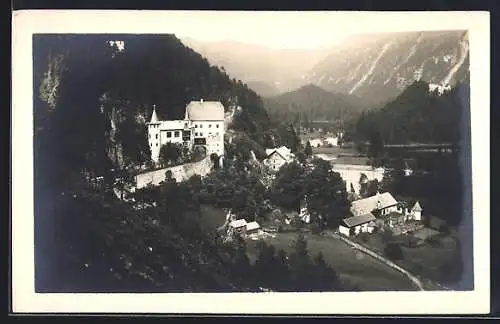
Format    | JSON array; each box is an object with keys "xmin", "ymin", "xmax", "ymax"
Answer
[{"xmin": 11, "ymin": 10, "xmax": 490, "ymax": 314}]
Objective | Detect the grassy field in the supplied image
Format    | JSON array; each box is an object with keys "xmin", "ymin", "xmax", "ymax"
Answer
[
  {"xmin": 199, "ymin": 205, "xmax": 227, "ymax": 232},
  {"xmin": 355, "ymin": 229, "xmax": 461, "ymax": 286},
  {"xmin": 245, "ymin": 232, "xmax": 416, "ymax": 291},
  {"xmin": 312, "ymin": 146, "xmax": 358, "ymax": 155}
]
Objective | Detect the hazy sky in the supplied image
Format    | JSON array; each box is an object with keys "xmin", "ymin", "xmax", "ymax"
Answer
[{"xmin": 155, "ymin": 11, "xmax": 471, "ymax": 50}]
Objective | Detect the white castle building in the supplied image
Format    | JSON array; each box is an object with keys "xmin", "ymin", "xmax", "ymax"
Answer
[{"xmin": 147, "ymin": 99, "xmax": 225, "ymax": 164}]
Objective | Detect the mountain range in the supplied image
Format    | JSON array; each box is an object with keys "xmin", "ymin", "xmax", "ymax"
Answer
[
  {"xmin": 263, "ymin": 84, "xmax": 369, "ymax": 128},
  {"xmin": 182, "ymin": 30, "xmax": 469, "ymax": 108}
]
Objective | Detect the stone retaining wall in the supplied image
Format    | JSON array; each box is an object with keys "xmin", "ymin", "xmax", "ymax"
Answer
[{"xmin": 135, "ymin": 156, "xmax": 212, "ymax": 188}]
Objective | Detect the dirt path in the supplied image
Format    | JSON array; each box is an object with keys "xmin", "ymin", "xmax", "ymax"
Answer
[{"xmin": 324, "ymin": 232, "xmax": 425, "ymax": 291}]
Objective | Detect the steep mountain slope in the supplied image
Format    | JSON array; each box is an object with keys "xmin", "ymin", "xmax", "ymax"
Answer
[
  {"xmin": 263, "ymin": 84, "xmax": 367, "ymax": 128},
  {"xmin": 306, "ymin": 30, "xmax": 469, "ymax": 106},
  {"xmin": 245, "ymin": 80, "xmax": 282, "ymax": 97},
  {"xmin": 32, "ymin": 34, "xmax": 300, "ymax": 292},
  {"xmin": 347, "ymin": 80, "xmax": 467, "ymax": 144},
  {"xmin": 181, "ymin": 37, "xmax": 328, "ymax": 95}
]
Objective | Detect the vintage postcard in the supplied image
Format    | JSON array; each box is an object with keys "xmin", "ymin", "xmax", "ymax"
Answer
[{"xmin": 11, "ymin": 10, "xmax": 490, "ymax": 315}]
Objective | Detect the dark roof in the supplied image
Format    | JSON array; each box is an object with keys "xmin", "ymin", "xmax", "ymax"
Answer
[{"xmin": 341, "ymin": 213, "xmax": 376, "ymax": 227}]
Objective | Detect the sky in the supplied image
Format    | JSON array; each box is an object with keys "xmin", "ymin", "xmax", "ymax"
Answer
[{"xmin": 152, "ymin": 11, "xmax": 471, "ymax": 50}]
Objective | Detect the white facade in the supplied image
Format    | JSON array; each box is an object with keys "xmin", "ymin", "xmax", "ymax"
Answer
[
  {"xmin": 339, "ymin": 223, "xmax": 374, "ymax": 237},
  {"xmin": 147, "ymin": 100, "xmax": 225, "ymax": 164},
  {"xmin": 264, "ymin": 146, "xmax": 294, "ymax": 172},
  {"xmin": 413, "ymin": 210, "xmax": 422, "ymax": 221},
  {"xmin": 324, "ymin": 136, "xmax": 338, "ymax": 146},
  {"xmin": 264, "ymin": 151, "xmax": 288, "ymax": 172}
]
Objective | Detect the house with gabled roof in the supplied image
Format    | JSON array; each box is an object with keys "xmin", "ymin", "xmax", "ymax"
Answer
[
  {"xmin": 338, "ymin": 212, "xmax": 376, "ymax": 236},
  {"xmin": 264, "ymin": 146, "xmax": 295, "ymax": 172},
  {"xmin": 350, "ymin": 192, "xmax": 399, "ymax": 217},
  {"xmin": 340, "ymin": 192, "xmax": 424, "ymax": 236}
]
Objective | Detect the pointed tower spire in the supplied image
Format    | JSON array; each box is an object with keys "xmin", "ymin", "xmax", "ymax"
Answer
[{"xmin": 150, "ymin": 105, "xmax": 159, "ymax": 123}]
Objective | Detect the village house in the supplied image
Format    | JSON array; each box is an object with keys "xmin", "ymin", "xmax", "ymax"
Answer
[
  {"xmin": 246, "ymin": 221, "xmax": 261, "ymax": 234},
  {"xmin": 147, "ymin": 99, "xmax": 225, "ymax": 164},
  {"xmin": 229, "ymin": 218, "xmax": 261, "ymax": 236},
  {"xmin": 351, "ymin": 192, "xmax": 399, "ymax": 217},
  {"xmin": 264, "ymin": 146, "xmax": 295, "ymax": 172},
  {"xmin": 229, "ymin": 219, "xmax": 248, "ymax": 235},
  {"xmin": 338, "ymin": 212, "xmax": 377, "ymax": 237},
  {"xmin": 308, "ymin": 138, "xmax": 323, "ymax": 148},
  {"xmin": 323, "ymin": 136, "xmax": 338, "ymax": 147},
  {"xmin": 340, "ymin": 192, "xmax": 424, "ymax": 235}
]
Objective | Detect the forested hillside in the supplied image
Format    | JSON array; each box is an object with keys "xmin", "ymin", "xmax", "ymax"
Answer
[
  {"xmin": 264, "ymin": 84, "xmax": 369, "ymax": 130},
  {"xmin": 34, "ymin": 35, "xmax": 298, "ymax": 189},
  {"xmin": 33, "ymin": 34, "xmax": 311, "ymax": 292},
  {"xmin": 345, "ymin": 80, "xmax": 468, "ymax": 145}
]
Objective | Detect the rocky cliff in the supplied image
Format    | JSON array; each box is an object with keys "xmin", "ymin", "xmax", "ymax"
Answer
[{"xmin": 305, "ymin": 30, "xmax": 469, "ymax": 106}]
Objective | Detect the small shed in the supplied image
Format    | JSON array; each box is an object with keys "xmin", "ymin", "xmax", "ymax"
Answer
[
  {"xmin": 229, "ymin": 219, "xmax": 248, "ymax": 235},
  {"xmin": 339, "ymin": 213, "xmax": 376, "ymax": 236},
  {"xmin": 246, "ymin": 221, "xmax": 260, "ymax": 234}
]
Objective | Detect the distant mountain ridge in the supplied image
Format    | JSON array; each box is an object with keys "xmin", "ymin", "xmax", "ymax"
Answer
[
  {"xmin": 263, "ymin": 84, "xmax": 368, "ymax": 128},
  {"xmin": 181, "ymin": 37, "xmax": 329, "ymax": 96},
  {"xmin": 306, "ymin": 30, "xmax": 469, "ymax": 106},
  {"xmin": 183, "ymin": 31, "xmax": 469, "ymax": 108}
]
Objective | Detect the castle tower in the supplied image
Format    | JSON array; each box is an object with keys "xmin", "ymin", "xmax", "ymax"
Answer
[{"xmin": 147, "ymin": 105, "xmax": 161, "ymax": 164}]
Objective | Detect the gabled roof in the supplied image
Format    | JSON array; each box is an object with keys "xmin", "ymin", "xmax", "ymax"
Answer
[
  {"xmin": 246, "ymin": 221, "xmax": 260, "ymax": 231},
  {"xmin": 185, "ymin": 100, "xmax": 225, "ymax": 121},
  {"xmin": 230, "ymin": 219, "xmax": 247, "ymax": 228},
  {"xmin": 265, "ymin": 150, "xmax": 287, "ymax": 161},
  {"xmin": 412, "ymin": 201, "xmax": 423, "ymax": 212},
  {"xmin": 341, "ymin": 213, "xmax": 376, "ymax": 227},
  {"xmin": 350, "ymin": 192, "xmax": 398, "ymax": 216},
  {"xmin": 265, "ymin": 146, "xmax": 294, "ymax": 161}
]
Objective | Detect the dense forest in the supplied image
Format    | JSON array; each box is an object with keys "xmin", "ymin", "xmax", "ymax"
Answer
[
  {"xmin": 33, "ymin": 35, "xmax": 329, "ymax": 292},
  {"xmin": 344, "ymin": 80, "xmax": 468, "ymax": 145},
  {"xmin": 35, "ymin": 35, "xmax": 300, "ymax": 182},
  {"xmin": 264, "ymin": 84, "xmax": 370, "ymax": 131}
]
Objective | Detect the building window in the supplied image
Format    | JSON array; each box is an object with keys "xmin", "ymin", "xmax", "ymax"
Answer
[
  {"xmin": 216, "ymin": 132, "xmax": 219, "ymax": 136},
  {"xmin": 199, "ymin": 124, "xmax": 203, "ymax": 128},
  {"xmin": 174, "ymin": 131, "xmax": 179, "ymax": 137},
  {"xmin": 195, "ymin": 124, "xmax": 198, "ymax": 128},
  {"xmin": 195, "ymin": 132, "xmax": 198, "ymax": 136},
  {"xmin": 155, "ymin": 134, "xmax": 158, "ymax": 139},
  {"xmin": 200, "ymin": 132, "xmax": 203, "ymax": 136},
  {"xmin": 167, "ymin": 132, "xmax": 172, "ymax": 138},
  {"xmin": 156, "ymin": 143, "xmax": 158, "ymax": 147},
  {"xmin": 209, "ymin": 132, "xmax": 212, "ymax": 135},
  {"xmin": 209, "ymin": 124, "xmax": 212, "ymax": 128},
  {"xmin": 216, "ymin": 124, "xmax": 219, "ymax": 128}
]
